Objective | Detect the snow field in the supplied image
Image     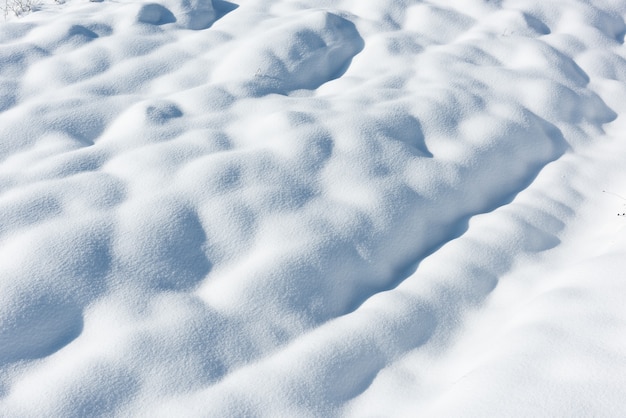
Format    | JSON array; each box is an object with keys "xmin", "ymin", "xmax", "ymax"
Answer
[{"xmin": 1, "ymin": 0, "xmax": 626, "ymax": 416}]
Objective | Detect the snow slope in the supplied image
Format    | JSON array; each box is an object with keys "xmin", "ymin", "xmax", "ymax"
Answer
[{"xmin": 1, "ymin": 0, "xmax": 626, "ymax": 416}]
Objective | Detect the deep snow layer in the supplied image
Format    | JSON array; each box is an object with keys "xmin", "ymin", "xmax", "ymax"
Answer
[{"xmin": 1, "ymin": 0, "xmax": 626, "ymax": 416}]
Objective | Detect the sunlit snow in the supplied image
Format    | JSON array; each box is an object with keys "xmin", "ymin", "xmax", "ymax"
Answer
[{"xmin": 1, "ymin": 0, "xmax": 626, "ymax": 416}]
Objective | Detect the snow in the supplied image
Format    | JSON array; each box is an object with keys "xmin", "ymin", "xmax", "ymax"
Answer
[{"xmin": 1, "ymin": 0, "xmax": 626, "ymax": 415}]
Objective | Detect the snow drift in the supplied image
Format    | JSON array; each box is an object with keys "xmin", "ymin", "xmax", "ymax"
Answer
[{"xmin": 1, "ymin": 0, "xmax": 626, "ymax": 416}]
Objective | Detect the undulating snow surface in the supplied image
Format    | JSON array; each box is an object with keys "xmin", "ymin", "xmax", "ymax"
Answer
[{"xmin": 1, "ymin": 0, "xmax": 626, "ymax": 415}]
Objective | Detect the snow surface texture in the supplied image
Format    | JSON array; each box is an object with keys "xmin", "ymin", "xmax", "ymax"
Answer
[{"xmin": 1, "ymin": 0, "xmax": 626, "ymax": 416}]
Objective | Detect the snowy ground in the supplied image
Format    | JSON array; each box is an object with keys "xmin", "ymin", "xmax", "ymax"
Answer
[{"xmin": 1, "ymin": 0, "xmax": 626, "ymax": 416}]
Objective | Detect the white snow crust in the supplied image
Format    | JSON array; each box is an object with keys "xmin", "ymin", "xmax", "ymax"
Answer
[{"xmin": 1, "ymin": 0, "xmax": 626, "ymax": 416}]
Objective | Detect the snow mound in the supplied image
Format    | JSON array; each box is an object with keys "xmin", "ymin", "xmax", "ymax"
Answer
[
  {"xmin": 211, "ymin": 10, "xmax": 364, "ymax": 93},
  {"xmin": 139, "ymin": 0, "xmax": 216, "ymax": 29}
]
